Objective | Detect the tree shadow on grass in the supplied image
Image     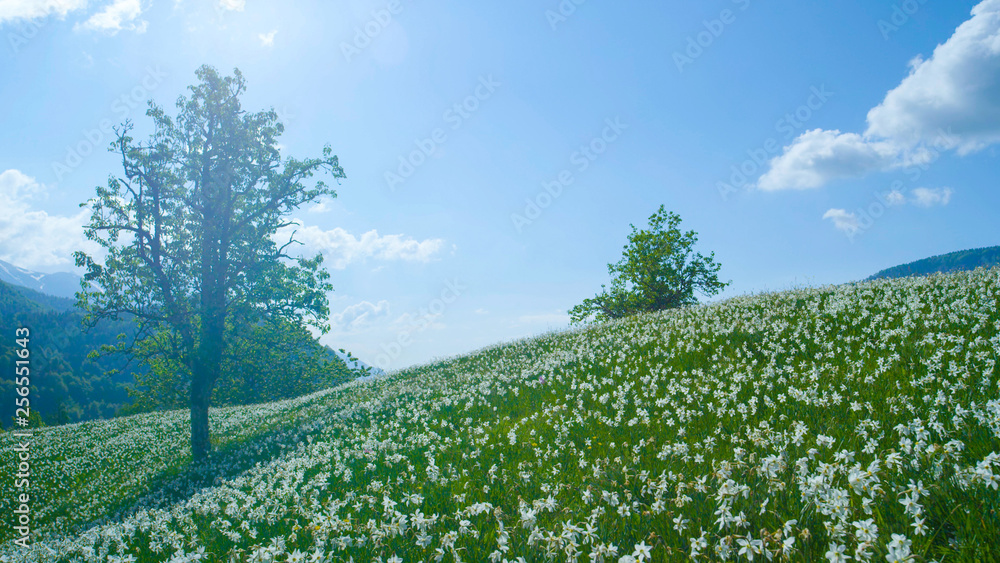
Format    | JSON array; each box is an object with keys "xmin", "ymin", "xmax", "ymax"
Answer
[{"xmin": 51, "ymin": 402, "xmax": 351, "ymax": 540}]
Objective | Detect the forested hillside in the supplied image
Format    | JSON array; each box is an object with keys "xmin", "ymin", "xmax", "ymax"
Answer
[
  {"xmin": 868, "ymin": 245, "xmax": 1000, "ymax": 280},
  {"xmin": 0, "ymin": 279, "xmax": 137, "ymax": 425},
  {"xmin": 0, "ymin": 280, "xmax": 362, "ymax": 426}
]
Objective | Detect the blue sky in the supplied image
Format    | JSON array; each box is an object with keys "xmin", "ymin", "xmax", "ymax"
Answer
[{"xmin": 1, "ymin": 0, "xmax": 998, "ymax": 370}]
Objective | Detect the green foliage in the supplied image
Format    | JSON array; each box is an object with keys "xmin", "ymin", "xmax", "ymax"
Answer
[
  {"xmin": 569, "ymin": 205, "xmax": 728, "ymax": 324},
  {"xmin": 0, "ymin": 278, "xmax": 360, "ymax": 427},
  {"xmin": 121, "ymin": 317, "xmax": 358, "ymax": 414},
  {"xmin": 868, "ymin": 245, "xmax": 1000, "ymax": 280},
  {"xmin": 74, "ymin": 65, "xmax": 347, "ymax": 458},
  {"xmin": 216, "ymin": 319, "xmax": 357, "ymax": 405},
  {"xmin": 0, "ymin": 279, "xmax": 138, "ymax": 426}
]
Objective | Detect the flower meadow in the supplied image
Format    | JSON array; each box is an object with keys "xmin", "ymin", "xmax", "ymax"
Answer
[{"xmin": 2, "ymin": 269, "xmax": 999, "ymax": 562}]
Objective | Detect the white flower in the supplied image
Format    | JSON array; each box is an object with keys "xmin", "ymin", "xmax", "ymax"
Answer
[
  {"xmin": 885, "ymin": 534, "xmax": 912, "ymax": 563},
  {"xmin": 825, "ymin": 542, "xmax": 850, "ymax": 562},
  {"xmin": 632, "ymin": 541, "xmax": 652, "ymax": 562}
]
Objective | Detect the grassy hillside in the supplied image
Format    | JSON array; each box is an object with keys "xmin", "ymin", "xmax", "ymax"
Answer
[
  {"xmin": 868, "ymin": 246, "xmax": 1000, "ymax": 281},
  {"xmin": 2, "ymin": 268, "xmax": 998, "ymax": 562}
]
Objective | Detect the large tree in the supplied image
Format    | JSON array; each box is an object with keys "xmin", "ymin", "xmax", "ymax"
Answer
[
  {"xmin": 75, "ymin": 65, "xmax": 345, "ymax": 460},
  {"xmin": 120, "ymin": 317, "xmax": 359, "ymax": 414},
  {"xmin": 569, "ymin": 205, "xmax": 728, "ymax": 324}
]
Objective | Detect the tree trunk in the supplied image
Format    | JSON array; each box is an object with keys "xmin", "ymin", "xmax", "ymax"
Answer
[
  {"xmin": 190, "ymin": 135, "xmax": 232, "ymax": 462},
  {"xmin": 191, "ymin": 225, "xmax": 227, "ymax": 461},
  {"xmin": 190, "ymin": 316, "xmax": 225, "ymax": 460},
  {"xmin": 190, "ymin": 369, "xmax": 211, "ymax": 461}
]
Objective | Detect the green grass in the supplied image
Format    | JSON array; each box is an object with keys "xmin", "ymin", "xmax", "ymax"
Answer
[{"xmin": 1, "ymin": 268, "xmax": 998, "ymax": 562}]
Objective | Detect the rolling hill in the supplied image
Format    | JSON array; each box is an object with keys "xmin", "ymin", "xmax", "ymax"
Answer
[
  {"xmin": 2, "ymin": 268, "xmax": 998, "ymax": 561},
  {"xmin": 868, "ymin": 245, "xmax": 1000, "ymax": 281}
]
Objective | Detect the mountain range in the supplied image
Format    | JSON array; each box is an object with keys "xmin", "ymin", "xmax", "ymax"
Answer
[{"xmin": 0, "ymin": 259, "xmax": 83, "ymax": 299}]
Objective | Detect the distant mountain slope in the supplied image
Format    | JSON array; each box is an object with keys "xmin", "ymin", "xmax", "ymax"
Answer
[
  {"xmin": 332, "ymin": 347, "xmax": 377, "ymax": 374},
  {"xmin": 0, "ymin": 259, "xmax": 82, "ymax": 299},
  {"xmin": 0, "ymin": 278, "xmax": 137, "ymax": 425},
  {"xmin": 2, "ymin": 281, "xmax": 78, "ymax": 313},
  {"xmin": 867, "ymin": 245, "xmax": 1000, "ymax": 280},
  {"xmin": 0, "ymin": 275, "xmax": 370, "ymax": 425}
]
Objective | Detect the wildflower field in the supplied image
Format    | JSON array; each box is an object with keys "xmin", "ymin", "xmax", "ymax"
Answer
[{"xmin": 2, "ymin": 269, "xmax": 999, "ymax": 562}]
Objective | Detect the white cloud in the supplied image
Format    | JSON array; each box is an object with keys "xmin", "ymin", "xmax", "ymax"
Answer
[
  {"xmin": 75, "ymin": 0, "xmax": 146, "ymax": 33},
  {"xmin": 258, "ymin": 29, "xmax": 276, "ymax": 47},
  {"xmin": 757, "ymin": 130, "xmax": 902, "ymax": 191},
  {"xmin": 0, "ymin": 0, "xmax": 87, "ymax": 23},
  {"xmin": 276, "ymin": 222, "xmax": 445, "ymax": 269},
  {"xmin": 911, "ymin": 187, "xmax": 953, "ymax": 207},
  {"xmin": 331, "ymin": 299, "xmax": 390, "ymax": 329},
  {"xmin": 886, "ymin": 189, "xmax": 906, "ymax": 206},
  {"xmin": 866, "ymin": 0, "xmax": 1000, "ymax": 153},
  {"xmin": 760, "ymin": 0, "xmax": 1000, "ymax": 190},
  {"xmin": 307, "ymin": 200, "xmax": 330, "ymax": 213},
  {"xmin": 0, "ymin": 169, "xmax": 42, "ymax": 200},
  {"xmin": 218, "ymin": 0, "xmax": 244, "ymax": 11},
  {"xmin": 821, "ymin": 187, "xmax": 953, "ymax": 235},
  {"xmin": 822, "ymin": 208, "xmax": 860, "ymax": 235},
  {"xmin": 0, "ymin": 169, "xmax": 99, "ymax": 271}
]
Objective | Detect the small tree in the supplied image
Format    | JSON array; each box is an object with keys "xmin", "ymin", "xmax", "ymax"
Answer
[
  {"xmin": 75, "ymin": 65, "xmax": 345, "ymax": 460},
  {"xmin": 569, "ymin": 205, "xmax": 728, "ymax": 324}
]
